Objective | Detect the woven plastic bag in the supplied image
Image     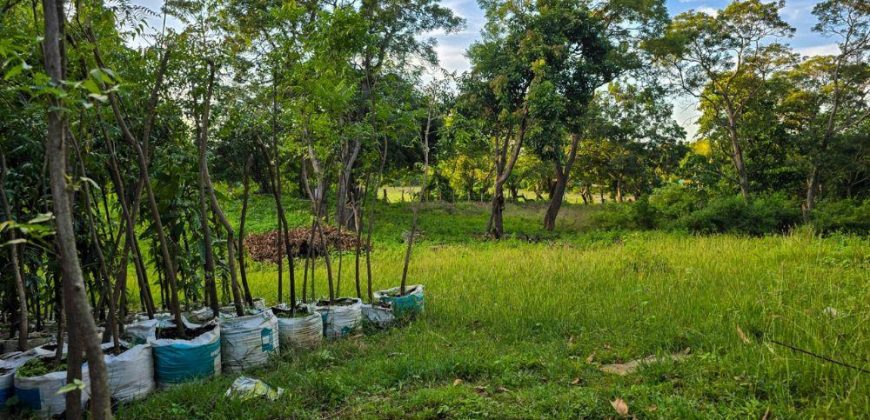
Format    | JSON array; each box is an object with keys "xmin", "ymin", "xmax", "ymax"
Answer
[
  {"xmin": 14, "ymin": 358, "xmax": 90, "ymax": 417},
  {"xmin": 315, "ymin": 298, "xmax": 362, "ymax": 339},
  {"xmin": 102, "ymin": 342, "xmax": 155, "ymax": 402},
  {"xmin": 220, "ymin": 310, "xmax": 279, "ymax": 372},
  {"xmin": 149, "ymin": 319, "xmax": 221, "ymax": 388},
  {"xmin": 275, "ymin": 306, "xmax": 323, "ymax": 351},
  {"xmin": 374, "ymin": 285, "xmax": 424, "ymax": 318}
]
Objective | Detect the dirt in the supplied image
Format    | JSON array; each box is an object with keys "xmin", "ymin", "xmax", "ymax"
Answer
[
  {"xmin": 598, "ymin": 349, "xmax": 691, "ymax": 376},
  {"xmin": 156, "ymin": 323, "xmax": 217, "ymax": 340},
  {"xmin": 245, "ymin": 225, "xmax": 367, "ymax": 263},
  {"xmin": 273, "ymin": 306, "xmax": 314, "ymax": 318},
  {"xmin": 101, "ymin": 344, "xmax": 130, "ymax": 356},
  {"xmin": 381, "ymin": 285, "xmax": 419, "ymax": 298},
  {"xmin": 315, "ymin": 297, "xmax": 358, "ymax": 307}
]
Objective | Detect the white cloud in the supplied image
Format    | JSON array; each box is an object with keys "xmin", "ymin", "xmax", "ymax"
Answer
[
  {"xmin": 795, "ymin": 43, "xmax": 840, "ymax": 57},
  {"xmin": 434, "ymin": 43, "xmax": 471, "ymax": 74},
  {"xmin": 695, "ymin": 7, "xmax": 719, "ymax": 17}
]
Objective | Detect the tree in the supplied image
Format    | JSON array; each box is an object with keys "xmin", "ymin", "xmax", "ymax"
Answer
[
  {"xmin": 537, "ymin": 0, "xmax": 669, "ymax": 230},
  {"xmin": 802, "ymin": 0, "xmax": 869, "ymax": 215},
  {"xmin": 41, "ymin": 0, "xmax": 111, "ymax": 416},
  {"xmin": 647, "ymin": 0, "xmax": 794, "ymax": 198}
]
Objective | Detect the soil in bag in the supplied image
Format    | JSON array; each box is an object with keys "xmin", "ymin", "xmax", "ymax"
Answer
[
  {"xmin": 153, "ymin": 322, "xmax": 221, "ymax": 386},
  {"xmin": 157, "ymin": 322, "xmax": 217, "ymax": 339}
]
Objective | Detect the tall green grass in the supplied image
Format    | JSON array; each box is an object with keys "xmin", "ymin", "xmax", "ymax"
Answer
[{"xmin": 117, "ymin": 204, "xmax": 868, "ymax": 419}]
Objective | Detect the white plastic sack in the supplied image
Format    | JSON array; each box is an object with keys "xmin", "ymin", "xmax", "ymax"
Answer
[
  {"xmin": 102, "ymin": 342, "xmax": 155, "ymax": 402},
  {"xmin": 149, "ymin": 320, "xmax": 221, "ymax": 388},
  {"xmin": 0, "ymin": 349, "xmax": 46, "ymax": 405},
  {"xmin": 374, "ymin": 284, "xmax": 425, "ymax": 318},
  {"xmin": 220, "ymin": 310, "xmax": 279, "ymax": 372},
  {"xmin": 14, "ymin": 359, "xmax": 90, "ymax": 417},
  {"xmin": 123, "ymin": 318, "xmax": 159, "ymax": 345},
  {"xmin": 225, "ymin": 376, "xmax": 284, "ymax": 401},
  {"xmin": 315, "ymin": 298, "xmax": 362, "ymax": 339},
  {"xmin": 187, "ymin": 307, "xmax": 215, "ymax": 323},
  {"xmin": 361, "ymin": 304, "xmax": 396, "ymax": 329},
  {"xmin": 276, "ymin": 309, "xmax": 323, "ymax": 351}
]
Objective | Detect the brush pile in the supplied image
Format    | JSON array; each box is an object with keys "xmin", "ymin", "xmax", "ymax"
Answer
[{"xmin": 245, "ymin": 226, "xmax": 365, "ymax": 263}]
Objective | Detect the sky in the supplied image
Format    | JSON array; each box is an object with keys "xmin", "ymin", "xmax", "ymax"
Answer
[{"xmin": 134, "ymin": 0, "xmax": 837, "ymax": 140}]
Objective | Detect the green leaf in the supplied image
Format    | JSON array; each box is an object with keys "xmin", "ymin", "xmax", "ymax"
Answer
[
  {"xmin": 1, "ymin": 238, "xmax": 27, "ymax": 247},
  {"xmin": 3, "ymin": 63, "xmax": 23, "ymax": 80},
  {"xmin": 55, "ymin": 379, "xmax": 85, "ymax": 395},
  {"xmin": 88, "ymin": 93, "xmax": 109, "ymax": 103},
  {"xmin": 82, "ymin": 79, "xmax": 101, "ymax": 94},
  {"xmin": 80, "ymin": 176, "xmax": 102, "ymax": 191},
  {"xmin": 28, "ymin": 213, "xmax": 54, "ymax": 224}
]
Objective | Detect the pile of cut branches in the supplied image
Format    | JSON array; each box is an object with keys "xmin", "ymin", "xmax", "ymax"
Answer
[{"xmin": 245, "ymin": 226, "xmax": 365, "ymax": 263}]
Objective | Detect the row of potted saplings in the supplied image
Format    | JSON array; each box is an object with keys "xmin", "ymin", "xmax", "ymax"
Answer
[{"xmin": 0, "ymin": 284, "xmax": 424, "ymax": 417}]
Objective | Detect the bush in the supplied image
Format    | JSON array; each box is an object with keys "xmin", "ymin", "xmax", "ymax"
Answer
[
  {"xmin": 648, "ymin": 184, "xmax": 706, "ymax": 221},
  {"xmin": 589, "ymin": 192, "xmax": 804, "ymax": 235},
  {"xmin": 678, "ymin": 194, "xmax": 800, "ymax": 235},
  {"xmin": 589, "ymin": 202, "xmax": 645, "ymax": 230},
  {"xmin": 811, "ymin": 199, "xmax": 870, "ymax": 234}
]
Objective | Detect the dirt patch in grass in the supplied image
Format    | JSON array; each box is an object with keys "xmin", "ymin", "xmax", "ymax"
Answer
[{"xmin": 245, "ymin": 225, "xmax": 366, "ymax": 263}]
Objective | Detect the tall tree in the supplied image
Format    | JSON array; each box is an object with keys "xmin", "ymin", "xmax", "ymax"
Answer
[
  {"xmin": 647, "ymin": 0, "xmax": 794, "ymax": 198},
  {"xmin": 802, "ymin": 0, "xmax": 869, "ymax": 215},
  {"xmin": 40, "ymin": 0, "xmax": 111, "ymax": 416}
]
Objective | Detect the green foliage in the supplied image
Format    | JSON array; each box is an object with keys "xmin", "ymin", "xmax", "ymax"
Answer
[
  {"xmin": 647, "ymin": 183, "xmax": 705, "ymax": 221},
  {"xmin": 16, "ymin": 358, "xmax": 66, "ymax": 378},
  {"xmin": 811, "ymin": 199, "xmax": 870, "ymax": 233},
  {"xmin": 591, "ymin": 187, "xmax": 805, "ymax": 235},
  {"xmin": 680, "ymin": 194, "xmax": 800, "ymax": 235}
]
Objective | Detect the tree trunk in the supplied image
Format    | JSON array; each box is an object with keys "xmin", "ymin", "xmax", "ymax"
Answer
[
  {"xmin": 0, "ymin": 154, "xmax": 28, "ymax": 351},
  {"xmin": 69, "ymin": 130, "xmax": 121, "ymax": 352},
  {"xmin": 89, "ymin": 31, "xmax": 182, "ymax": 337},
  {"xmin": 336, "ymin": 139, "xmax": 361, "ymax": 229},
  {"xmin": 41, "ymin": 1, "xmax": 111, "ymax": 415},
  {"xmin": 804, "ymin": 48, "xmax": 846, "ymax": 218},
  {"xmin": 238, "ymin": 155, "xmax": 254, "ymax": 305},
  {"xmin": 725, "ymin": 114, "xmax": 750, "ymax": 199},
  {"xmin": 197, "ymin": 125, "xmax": 220, "ymax": 315},
  {"xmin": 198, "ymin": 61, "xmax": 244, "ymax": 316},
  {"xmin": 488, "ymin": 105, "xmax": 528, "ymax": 239},
  {"xmin": 543, "ymin": 133, "xmax": 580, "ymax": 231}
]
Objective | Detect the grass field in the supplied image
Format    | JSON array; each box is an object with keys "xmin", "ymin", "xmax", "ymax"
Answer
[{"xmin": 116, "ymin": 193, "xmax": 869, "ymax": 419}]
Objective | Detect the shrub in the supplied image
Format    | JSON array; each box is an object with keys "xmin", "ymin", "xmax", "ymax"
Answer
[
  {"xmin": 678, "ymin": 193, "xmax": 800, "ymax": 235},
  {"xmin": 811, "ymin": 199, "xmax": 870, "ymax": 234},
  {"xmin": 647, "ymin": 183, "xmax": 706, "ymax": 223},
  {"xmin": 589, "ymin": 202, "xmax": 643, "ymax": 230}
]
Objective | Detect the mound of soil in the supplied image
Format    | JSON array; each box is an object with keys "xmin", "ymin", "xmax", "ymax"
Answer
[
  {"xmin": 156, "ymin": 323, "xmax": 217, "ymax": 340},
  {"xmin": 245, "ymin": 225, "xmax": 366, "ymax": 263},
  {"xmin": 272, "ymin": 305, "xmax": 313, "ymax": 318}
]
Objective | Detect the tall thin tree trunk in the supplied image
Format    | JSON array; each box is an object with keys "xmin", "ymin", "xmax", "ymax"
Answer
[
  {"xmin": 199, "ymin": 61, "xmax": 244, "ymax": 316},
  {"xmin": 41, "ymin": 1, "xmax": 111, "ymax": 415},
  {"xmin": 805, "ymin": 46, "xmax": 846, "ymax": 218},
  {"xmin": 238, "ymin": 155, "xmax": 254, "ymax": 305},
  {"xmin": 489, "ymin": 106, "xmax": 527, "ymax": 239},
  {"xmin": 89, "ymin": 31, "xmax": 182, "ymax": 337},
  {"xmin": 725, "ymin": 114, "xmax": 750, "ymax": 199},
  {"xmin": 543, "ymin": 133, "xmax": 580, "ymax": 231},
  {"xmin": 69, "ymin": 130, "xmax": 121, "ymax": 352},
  {"xmin": 0, "ymin": 153, "xmax": 28, "ymax": 351},
  {"xmin": 197, "ymin": 124, "xmax": 220, "ymax": 316}
]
